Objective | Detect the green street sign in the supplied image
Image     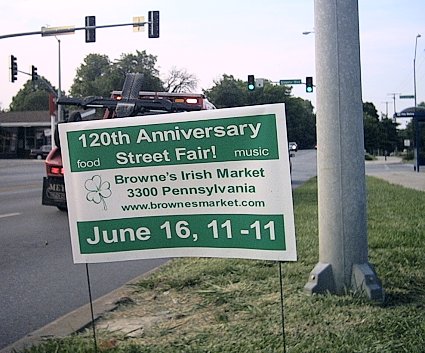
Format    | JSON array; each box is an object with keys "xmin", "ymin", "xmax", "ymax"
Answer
[
  {"xmin": 400, "ymin": 95, "xmax": 414, "ymax": 99},
  {"xmin": 279, "ymin": 79, "xmax": 302, "ymax": 85}
]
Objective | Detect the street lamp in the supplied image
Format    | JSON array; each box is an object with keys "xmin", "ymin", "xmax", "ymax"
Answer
[
  {"xmin": 414, "ymin": 34, "xmax": 421, "ymax": 108},
  {"xmin": 413, "ymin": 34, "xmax": 422, "ymax": 172}
]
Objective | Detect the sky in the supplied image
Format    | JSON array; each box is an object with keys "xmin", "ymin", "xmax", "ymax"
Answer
[{"xmin": 1, "ymin": 0, "xmax": 424, "ymax": 126}]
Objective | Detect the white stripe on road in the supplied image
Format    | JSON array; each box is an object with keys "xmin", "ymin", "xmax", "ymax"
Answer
[{"xmin": 0, "ymin": 212, "xmax": 21, "ymax": 219}]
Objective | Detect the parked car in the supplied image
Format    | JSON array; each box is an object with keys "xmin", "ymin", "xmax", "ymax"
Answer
[
  {"xmin": 289, "ymin": 142, "xmax": 298, "ymax": 152},
  {"xmin": 29, "ymin": 145, "xmax": 51, "ymax": 159}
]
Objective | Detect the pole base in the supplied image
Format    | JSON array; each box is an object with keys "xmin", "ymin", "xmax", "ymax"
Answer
[
  {"xmin": 304, "ymin": 262, "xmax": 384, "ymax": 302},
  {"xmin": 351, "ymin": 263, "xmax": 385, "ymax": 302},
  {"xmin": 304, "ymin": 262, "xmax": 336, "ymax": 295}
]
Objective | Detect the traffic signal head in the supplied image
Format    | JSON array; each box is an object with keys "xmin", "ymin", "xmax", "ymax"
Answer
[
  {"xmin": 148, "ymin": 11, "xmax": 159, "ymax": 38},
  {"xmin": 31, "ymin": 65, "xmax": 38, "ymax": 81},
  {"xmin": 63, "ymin": 109, "xmax": 69, "ymax": 121},
  {"xmin": 85, "ymin": 16, "xmax": 96, "ymax": 43},
  {"xmin": 10, "ymin": 55, "xmax": 18, "ymax": 83},
  {"xmin": 247, "ymin": 75, "xmax": 255, "ymax": 91},
  {"xmin": 306, "ymin": 76, "xmax": 313, "ymax": 93}
]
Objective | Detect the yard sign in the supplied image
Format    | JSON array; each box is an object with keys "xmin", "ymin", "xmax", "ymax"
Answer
[{"xmin": 60, "ymin": 104, "xmax": 296, "ymax": 263}]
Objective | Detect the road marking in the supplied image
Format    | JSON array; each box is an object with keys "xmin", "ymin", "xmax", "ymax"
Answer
[{"xmin": 0, "ymin": 212, "xmax": 21, "ymax": 219}]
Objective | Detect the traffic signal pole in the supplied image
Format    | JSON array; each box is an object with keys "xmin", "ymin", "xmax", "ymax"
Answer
[
  {"xmin": 0, "ymin": 22, "xmax": 146, "ymax": 40},
  {"xmin": 3, "ymin": 13, "xmax": 159, "ymax": 142},
  {"xmin": 0, "ymin": 12, "xmax": 159, "ymax": 40},
  {"xmin": 304, "ymin": 0, "xmax": 384, "ymax": 301}
]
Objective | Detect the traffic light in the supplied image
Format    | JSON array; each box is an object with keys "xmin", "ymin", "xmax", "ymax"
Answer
[
  {"xmin": 85, "ymin": 16, "xmax": 96, "ymax": 43},
  {"xmin": 306, "ymin": 76, "xmax": 313, "ymax": 93},
  {"xmin": 148, "ymin": 11, "xmax": 159, "ymax": 38},
  {"xmin": 31, "ymin": 65, "xmax": 38, "ymax": 81},
  {"xmin": 10, "ymin": 55, "xmax": 18, "ymax": 83},
  {"xmin": 63, "ymin": 109, "xmax": 69, "ymax": 121},
  {"xmin": 247, "ymin": 75, "xmax": 255, "ymax": 91}
]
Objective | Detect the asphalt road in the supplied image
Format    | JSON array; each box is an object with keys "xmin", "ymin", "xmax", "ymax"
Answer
[
  {"xmin": 0, "ymin": 159, "xmax": 166, "ymax": 349},
  {"xmin": 290, "ymin": 149, "xmax": 317, "ymax": 188}
]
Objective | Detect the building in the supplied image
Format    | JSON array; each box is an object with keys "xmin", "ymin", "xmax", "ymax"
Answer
[{"xmin": 0, "ymin": 111, "xmax": 52, "ymax": 158}]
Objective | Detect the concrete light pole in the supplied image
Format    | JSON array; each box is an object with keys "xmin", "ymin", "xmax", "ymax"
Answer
[{"xmin": 304, "ymin": 0, "xmax": 384, "ymax": 301}]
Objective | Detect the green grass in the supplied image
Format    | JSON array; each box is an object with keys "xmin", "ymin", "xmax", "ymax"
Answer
[{"xmin": 18, "ymin": 177, "xmax": 425, "ymax": 353}]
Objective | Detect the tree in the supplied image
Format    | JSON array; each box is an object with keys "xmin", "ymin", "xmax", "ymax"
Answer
[
  {"xmin": 363, "ymin": 102, "xmax": 400, "ymax": 155},
  {"xmin": 203, "ymin": 74, "xmax": 248, "ymax": 108},
  {"xmin": 363, "ymin": 102, "xmax": 379, "ymax": 120},
  {"xmin": 69, "ymin": 54, "xmax": 111, "ymax": 97},
  {"xmin": 112, "ymin": 50, "xmax": 163, "ymax": 92},
  {"xmin": 363, "ymin": 102, "xmax": 384, "ymax": 154},
  {"xmin": 256, "ymin": 82, "xmax": 291, "ymax": 104},
  {"xmin": 379, "ymin": 117, "xmax": 399, "ymax": 154},
  {"xmin": 163, "ymin": 67, "xmax": 198, "ymax": 93},
  {"xmin": 285, "ymin": 97, "xmax": 316, "ymax": 149},
  {"xmin": 9, "ymin": 78, "xmax": 57, "ymax": 111},
  {"xmin": 363, "ymin": 112, "xmax": 380, "ymax": 154},
  {"xmin": 203, "ymin": 75, "xmax": 316, "ymax": 148},
  {"xmin": 69, "ymin": 50, "xmax": 164, "ymax": 97}
]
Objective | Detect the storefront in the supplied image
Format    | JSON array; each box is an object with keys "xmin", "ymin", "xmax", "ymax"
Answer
[{"xmin": 0, "ymin": 111, "xmax": 51, "ymax": 158}]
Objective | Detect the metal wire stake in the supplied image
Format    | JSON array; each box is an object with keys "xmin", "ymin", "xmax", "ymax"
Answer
[
  {"xmin": 278, "ymin": 261, "xmax": 287, "ymax": 353},
  {"xmin": 85, "ymin": 263, "xmax": 98, "ymax": 353}
]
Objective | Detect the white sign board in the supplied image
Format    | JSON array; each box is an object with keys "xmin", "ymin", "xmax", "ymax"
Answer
[{"xmin": 60, "ymin": 104, "xmax": 296, "ymax": 263}]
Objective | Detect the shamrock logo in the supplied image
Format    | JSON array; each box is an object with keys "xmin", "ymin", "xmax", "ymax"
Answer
[{"xmin": 84, "ymin": 175, "xmax": 112, "ymax": 210}]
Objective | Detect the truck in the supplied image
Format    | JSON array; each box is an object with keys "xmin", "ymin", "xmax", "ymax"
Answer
[{"xmin": 42, "ymin": 73, "xmax": 216, "ymax": 211}]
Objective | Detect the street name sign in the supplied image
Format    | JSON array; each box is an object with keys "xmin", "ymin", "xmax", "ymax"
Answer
[
  {"xmin": 279, "ymin": 79, "xmax": 302, "ymax": 85},
  {"xmin": 399, "ymin": 95, "xmax": 414, "ymax": 99},
  {"xmin": 60, "ymin": 104, "xmax": 296, "ymax": 263}
]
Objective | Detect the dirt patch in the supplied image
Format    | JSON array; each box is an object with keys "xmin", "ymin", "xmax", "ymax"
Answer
[{"xmin": 93, "ymin": 285, "xmax": 217, "ymax": 344}]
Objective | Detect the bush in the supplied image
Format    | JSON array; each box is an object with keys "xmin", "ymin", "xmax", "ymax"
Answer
[
  {"xmin": 402, "ymin": 150, "xmax": 414, "ymax": 161},
  {"xmin": 365, "ymin": 153, "xmax": 375, "ymax": 161}
]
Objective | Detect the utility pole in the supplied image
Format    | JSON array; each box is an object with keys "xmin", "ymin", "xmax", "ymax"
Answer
[
  {"xmin": 388, "ymin": 93, "xmax": 400, "ymax": 116},
  {"xmin": 381, "ymin": 101, "xmax": 391, "ymax": 119},
  {"xmin": 304, "ymin": 0, "xmax": 384, "ymax": 301}
]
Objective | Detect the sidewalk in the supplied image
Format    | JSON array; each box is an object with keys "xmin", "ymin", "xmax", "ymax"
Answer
[{"xmin": 365, "ymin": 156, "xmax": 425, "ymax": 192}]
